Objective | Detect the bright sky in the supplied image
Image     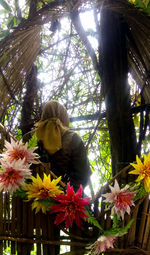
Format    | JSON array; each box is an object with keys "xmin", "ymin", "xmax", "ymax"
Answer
[{"xmin": 80, "ymin": 10, "xmax": 98, "ymax": 49}]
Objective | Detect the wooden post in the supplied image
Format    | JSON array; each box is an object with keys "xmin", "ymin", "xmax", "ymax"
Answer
[{"xmin": 99, "ymin": 1, "xmax": 137, "ymax": 176}]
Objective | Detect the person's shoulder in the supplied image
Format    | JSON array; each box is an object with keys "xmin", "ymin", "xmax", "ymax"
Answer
[
  {"xmin": 62, "ymin": 129, "xmax": 82, "ymax": 148},
  {"xmin": 63, "ymin": 129, "xmax": 81, "ymax": 140}
]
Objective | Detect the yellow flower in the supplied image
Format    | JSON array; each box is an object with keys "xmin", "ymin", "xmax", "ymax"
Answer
[
  {"xmin": 129, "ymin": 153, "xmax": 150, "ymax": 192},
  {"xmin": 25, "ymin": 173, "xmax": 63, "ymax": 201},
  {"xmin": 32, "ymin": 201, "xmax": 47, "ymax": 214}
]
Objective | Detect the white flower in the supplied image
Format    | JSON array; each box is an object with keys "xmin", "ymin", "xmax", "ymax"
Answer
[
  {"xmin": 87, "ymin": 235, "xmax": 116, "ymax": 254},
  {"xmin": 2, "ymin": 138, "xmax": 39, "ymax": 165},
  {"xmin": 103, "ymin": 180, "xmax": 136, "ymax": 219},
  {"xmin": 0, "ymin": 159, "xmax": 32, "ymax": 194}
]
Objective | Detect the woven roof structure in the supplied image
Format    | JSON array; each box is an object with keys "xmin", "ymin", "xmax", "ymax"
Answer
[{"xmin": 103, "ymin": 0, "xmax": 150, "ymax": 103}]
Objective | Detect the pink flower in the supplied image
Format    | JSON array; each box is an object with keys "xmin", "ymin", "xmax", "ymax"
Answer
[
  {"xmin": 49, "ymin": 182, "xmax": 90, "ymax": 229},
  {"xmin": 103, "ymin": 180, "xmax": 136, "ymax": 219},
  {"xmin": 0, "ymin": 159, "xmax": 32, "ymax": 194},
  {"xmin": 2, "ymin": 138, "xmax": 39, "ymax": 165},
  {"xmin": 87, "ymin": 235, "xmax": 116, "ymax": 254}
]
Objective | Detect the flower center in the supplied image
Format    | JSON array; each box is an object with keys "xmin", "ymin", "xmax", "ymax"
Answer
[
  {"xmin": 66, "ymin": 202, "xmax": 76, "ymax": 215},
  {"xmin": 142, "ymin": 165, "xmax": 150, "ymax": 176},
  {"xmin": 39, "ymin": 187, "xmax": 49, "ymax": 198},
  {"xmin": 9, "ymin": 149, "xmax": 26, "ymax": 161},
  {"xmin": 116, "ymin": 191, "xmax": 133, "ymax": 209},
  {"xmin": 1, "ymin": 168, "xmax": 21, "ymax": 186}
]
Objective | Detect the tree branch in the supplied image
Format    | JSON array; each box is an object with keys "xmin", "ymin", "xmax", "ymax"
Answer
[
  {"xmin": 70, "ymin": 10, "xmax": 100, "ymax": 74},
  {"xmin": 70, "ymin": 104, "xmax": 150, "ymax": 122}
]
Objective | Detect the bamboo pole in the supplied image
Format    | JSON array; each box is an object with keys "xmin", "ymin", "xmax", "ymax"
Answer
[
  {"xmin": 11, "ymin": 196, "xmax": 17, "ymax": 254},
  {"xmin": 127, "ymin": 205, "xmax": 139, "ymax": 246},
  {"xmin": 27, "ymin": 201, "xmax": 34, "ymax": 252},
  {"xmin": 142, "ymin": 206, "xmax": 150, "ymax": 250},
  {"xmin": 41, "ymin": 213, "xmax": 49, "ymax": 255},
  {"xmin": 35, "ymin": 212, "xmax": 41, "ymax": 255},
  {"xmin": 0, "ymin": 193, "xmax": 3, "ymax": 254},
  {"xmin": 0, "ymin": 236, "xmax": 87, "ymax": 246},
  {"xmin": 105, "ymin": 247, "xmax": 150, "ymax": 254},
  {"xmin": 137, "ymin": 195, "xmax": 149, "ymax": 247}
]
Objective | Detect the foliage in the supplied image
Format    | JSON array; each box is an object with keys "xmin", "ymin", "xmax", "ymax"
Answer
[
  {"xmin": 134, "ymin": 182, "xmax": 147, "ymax": 201},
  {"xmin": 86, "ymin": 209, "xmax": 103, "ymax": 231},
  {"xmin": 27, "ymin": 132, "xmax": 37, "ymax": 148},
  {"xmin": 129, "ymin": 0, "xmax": 150, "ymax": 15},
  {"xmin": 103, "ymin": 219, "xmax": 134, "ymax": 236},
  {"xmin": 13, "ymin": 187, "xmax": 28, "ymax": 199}
]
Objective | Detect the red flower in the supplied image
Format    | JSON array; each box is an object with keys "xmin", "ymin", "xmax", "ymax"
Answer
[{"xmin": 49, "ymin": 182, "xmax": 90, "ymax": 229}]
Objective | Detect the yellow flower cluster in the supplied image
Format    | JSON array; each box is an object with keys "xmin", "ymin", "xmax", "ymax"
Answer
[
  {"xmin": 130, "ymin": 153, "xmax": 150, "ymax": 192},
  {"xmin": 25, "ymin": 173, "xmax": 63, "ymax": 213}
]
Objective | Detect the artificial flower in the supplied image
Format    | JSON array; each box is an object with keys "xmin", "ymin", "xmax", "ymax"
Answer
[
  {"xmin": 0, "ymin": 159, "xmax": 32, "ymax": 194},
  {"xmin": 25, "ymin": 173, "xmax": 63, "ymax": 201},
  {"xmin": 130, "ymin": 154, "xmax": 150, "ymax": 192},
  {"xmin": 103, "ymin": 180, "xmax": 136, "ymax": 219},
  {"xmin": 2, "ymin": 138, "xmax": 39, "ymax": 165},
  {"xmin": 87, "ymin": 235, "xmax": 116, "ymax": 254},
  {"xmin": 32, "ymin": 200, "xmax": 47, "ymax": 214},
  {"xmin": 49, "ymin": 182, "xmax": 90, "ymax": 229}
]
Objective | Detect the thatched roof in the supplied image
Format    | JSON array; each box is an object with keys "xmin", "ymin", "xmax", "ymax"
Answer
[
  {"xmin": 0, "ymin": 0, "xmax": 150, "ymax": 120},
  {"xmin": 102, "ymin": 0, "xmax": 150, "ymax": 103}
]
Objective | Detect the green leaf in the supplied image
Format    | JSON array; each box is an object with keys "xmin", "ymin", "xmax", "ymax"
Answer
[
  {"xmin": 39, "ymin": 198, "xmax": 56, "ymax": 209},
  {"xmin": 16, "ymin": 129, "xmax": 22, "ymax": 141},
  {"xmin": 112, "ymin": 214, "xmax": 120, "ymax": 229},
  {"xmin": 7, "ymin": 16, "xmax": 15, "ymax": 28},
  {"xmin": 96, "ymin": 74, "xmax": 101, "ymax": 82},
  {"xmin": 0, "ymin": 0, "xmax": 12, "ymax": 12},
  {"xmin": 27, "ymin": 132, "xmax": 37, "ymax": 148},
  {"xmin": 85, "ymin": 209, "xmax": 104, "ymax": 231},
  {"xmin": 134, "ymin": 181, "xmax": 147, "ymax": 201},
  {"xmin": 0, "ymin": 30, "xmax": 10, "ymax": 39},
  {"xmin": 104, "ymin": 219, "xmax": 134, "ymax": 236},
  {"xmin": 143, "ymin": 0, "xmax": 150, "ymax": 7},
  {"xmin": 13, "ymin": 188, "xmax": 28, "ymax": 199}
]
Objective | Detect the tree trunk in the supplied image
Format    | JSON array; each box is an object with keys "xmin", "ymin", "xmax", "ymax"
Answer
[
  {"xmin": 99, "ymin": 4, "xmax": 137, "ymax": 176},
  {"xmin": 20, "ymin": 65, "xmax": 38, "ymax": 136}
]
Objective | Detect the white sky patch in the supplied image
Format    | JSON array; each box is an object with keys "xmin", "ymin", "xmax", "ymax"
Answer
[
  {"xmin": 84, "ymin": 171, "xmax": 102, "ymax": 197},
  {"xmin": 80, "ymin": 10, "xmax": 98, "ymax": 49},
  {"xmin": 19, "ymin": 0, "xmax": 26, "ymax": 9},
  {"xmin": 80, "ymin": 10, "xmax": 96, "ymax": 30}
]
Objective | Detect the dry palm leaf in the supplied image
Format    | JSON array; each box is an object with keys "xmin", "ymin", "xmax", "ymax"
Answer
[
  {"xmin": 0, "ymin": 0, "xmax": 67, "ymax": 120},
  {"xmin": 0, "ymin": 25, "xmax": 41, "ymax": 119}
]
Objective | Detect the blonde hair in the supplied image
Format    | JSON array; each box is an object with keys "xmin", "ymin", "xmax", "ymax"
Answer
[{"xmin": 41, "ymin": 100, "xmax": 70, "ymax": 127}]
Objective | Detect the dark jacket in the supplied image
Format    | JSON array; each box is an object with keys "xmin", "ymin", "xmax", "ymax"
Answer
[{"xmin": 23, "ymin": 130, "xmax": 91, "ymax": 190}]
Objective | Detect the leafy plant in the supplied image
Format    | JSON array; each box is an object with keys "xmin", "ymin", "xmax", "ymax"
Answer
[
  {"xmin": 86, "ymin": 209, "xmax": 103, "ymax": 232},
  {"xmin": 27, "ymin": 133, "xmax": 37, "ymax": 148},
  {"xmin": 104, "ymin": 219, "xmax": 134, "ymax": 236}
]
